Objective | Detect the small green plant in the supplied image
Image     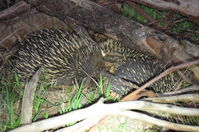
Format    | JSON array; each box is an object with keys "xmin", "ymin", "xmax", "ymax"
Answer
[
  {"xmin": 142, "ymin": 125, "xmax": 162, "ymax": 132},
  {"xmin": 1, "ymin": 68, "xmax": 118, "ymax": 131},
  {"xmin": 105, "ymin": 79, "xmax": 111, "ymax": 98},
  {"xmin": 32, "ymin": 72, "xmax": 55, "ymax": 121},
  {"xmin": 99, "ymin": 73, "xmax": 104, "ymax": 94},
  {"xmin": 65, "ymin": 82, "xmax": 84, "ymax": 113},
  {"xmin": 98, "ymin": 73, "xmax": 112, "ymax": 98},
  {"xmin": 0, "ymin": 72, "xmax": 22, "ymax": 131},
  {"xmin": 0, "ymin": 70, "xmax": 54, "ymax": 131}
]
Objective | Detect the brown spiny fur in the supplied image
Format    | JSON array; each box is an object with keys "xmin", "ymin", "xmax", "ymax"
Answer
[{"xmin": 14, "ymin": 29, "xmax": 104, "ymax": 85}]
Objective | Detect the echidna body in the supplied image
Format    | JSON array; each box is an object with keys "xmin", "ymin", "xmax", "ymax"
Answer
[
  {"xmin": 113, "ymin": 58, "xmax": 177, "ymax": 95},
  {"xmin": 14, "ymin": 29, "xmax": 104, "ymax": 85},
  {"xmin": 14, "ymin": 29, "xmax": 178, "ymax": 96},
  {"xmin": 13, "ymin": 31, "xmax": 197, "ymax": 128},
  {"xmin": 100, "ymin": 39, "xmax": 153, "ymax": 69},
  {"xmin": 100, "ymin": 40, "xmax": 179, "ymax": 96}
]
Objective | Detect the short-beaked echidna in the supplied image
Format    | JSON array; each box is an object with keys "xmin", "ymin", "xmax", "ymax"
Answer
[
  {"xmin": 100, "ymin": 39, "xmax": 153, "ymax": 70},
  {"xmin": 14, "ymin": 29, "xmax": 104, "ymax": 85},
  {"xmin": 100, "ymin": 39, "xmax": 179, "ymax": 96},
  {"xmin": 14, "ymin": 29, "xmax": 179, "ymax": 96}
]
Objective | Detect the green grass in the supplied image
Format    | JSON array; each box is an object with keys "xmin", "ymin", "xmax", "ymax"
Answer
[
  {"xmin": 0, "ymin": 71, "xmax": 56, "ymax": 130},
  {"xmin": 32, "ymin": 73, "xmax": 54, "ymax": 121},
  {"xmin": 0, "ymin": 72, "xmax": 22, "ymax": 131},
  {"xmin": 122, "ymin": 3, "xmax": 148, "ymax": 24},
  {"xmin": 65, "ymin": 82, "xmax": 84, "ymax": 113},
  {"xmin": 0, "ymin": 68, "xmax": 116, "ymax": 131},
  {"xmin": 64, "ymin": 73, "xmax": 115, "ymax": 113},
  {"xmin": 121, "ymin": 2, "xmax": 167, "ymax": 24}
]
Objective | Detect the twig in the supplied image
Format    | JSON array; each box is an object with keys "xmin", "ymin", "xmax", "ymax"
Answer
[
  {"xmin": 122, "ymin": 59, "xmax": 199, "ymax": 101},
  {"xmin": 144, "ymin": 94, "xmax": 199, "ymax": 103},
  {"xmin": 177, "ymin": 70, "xmax": 194, "ymax": 84},
  {"xmin": 126, "ymin": 1, "xmax": 154, "ymax": 23},
  {"xmin": 0, "ymin": 1, "xmax": 30, "ymax": 20},
  {"xmin": 0, "ymin": 27, "xmax": 24, "ymax": 46},
  {"xmin": 80, "ymin": 67, "xmax": 100, "ymax": 88},
  {"xmin": 159, "ymin": 85, "xmax": 199, "ymax": 96}
]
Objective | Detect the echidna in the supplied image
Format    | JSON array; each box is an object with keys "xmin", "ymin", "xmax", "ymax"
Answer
[
  {"xmin": 100, "ymin": 39, "xmax": 179, "ymax": 96},
  {"xmin": 100, "ymin": 39, "xmax": 153, "ymax": 70},
  {"xmin": 14, "ymin": 29, "xmax": 104, "ymax": 85},
  {"xmin": 14, "ymin": 28, "xmax": 178, "ymax": 96}
]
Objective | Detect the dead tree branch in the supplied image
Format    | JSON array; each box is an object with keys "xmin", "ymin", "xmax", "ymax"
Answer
[
  {"xmin": 160, "ymin": 85, "xmax": 199, "ymax": 96},
  {"xmin": 144, "ymin": 93, "xmax": 199, "ymax": 103},
  {"xmin": 10, "ymin": 98, "xmax": 199, "ymax": 132}
]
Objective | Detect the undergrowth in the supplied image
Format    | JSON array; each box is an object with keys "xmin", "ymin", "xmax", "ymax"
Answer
[
  {"xmin": 0, "ymin": 69, "xmax": 115, "ymax": 131},
  {"xmin": 0, "ymin": 71, "xmax": 22, "ymax": 131}
]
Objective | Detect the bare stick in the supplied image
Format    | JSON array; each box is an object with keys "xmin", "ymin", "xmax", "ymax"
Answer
[
  {"xmin": 122, "ymin": 59, "xmax": 199, "ymax": 101},
  {"xmin": 20, "ymin": 69, "xmax": 41, "ymax": 124},
  {"xmin": 126, "ymin": 1, "xmax": 154, "ymax": 23},
  {"xmin": 0, "ymin": 27, "xmax": 24, "ymax": 46},
  {"xmin": 159, "ymin": 85, "xmax": 199, "ymax": 96},
  {"xmin": 11, "ymin": 97, "xmax": 199, "ymax": 132},
  {"xmin": 144, "ymin": 94, "xmax": 199, "ymax": 103},
  {"xmin": 80, "ymin": 67, "xmax": 100, "ymax": 88},
  {"xmin": 0, "ymin": 1, "xmax": 30, "ymax": 20}
]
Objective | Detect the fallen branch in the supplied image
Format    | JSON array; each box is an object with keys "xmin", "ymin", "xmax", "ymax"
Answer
[
  {"xmin": 159, "ymin": 85, "xmax": 199, "ymax": 96},
  {"xmin": 144, "ymin": 94, "xmax": 199, "ymax": 103},
  {"xmin": 59, "ymin": 110, "xmax": 199, "ymax": 132},
  {"xmin": 55, "ymin": 114, "xmax": 105, "ymax": 132},
  {"xmin": 10, "ymin": 98, "xmax": 199, "ymax": 132}
]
